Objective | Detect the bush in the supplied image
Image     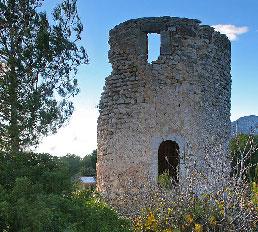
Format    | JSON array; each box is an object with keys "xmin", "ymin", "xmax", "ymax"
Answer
[
  {"xmin": 133, "ymin": 189, "xmax": 257, "ymax": 231},
  {"xmin": 0, "ymin": 152, "xmax": 132, "ymax": 232},
  {"xmin": 73, "ymin": 191, "xmax": 131, "ymax": 232},
  {"xmin": 0, "ymin": 151, "xmax": 72, "ymax": 193},
  {"xmin": 158, "ymin": 170, "xmax": 172, "ymax": 190}
]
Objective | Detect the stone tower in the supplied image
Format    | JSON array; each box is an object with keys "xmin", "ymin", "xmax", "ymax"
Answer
[{"xmin": 97, "ymin": 17, "xmax": 231, "ymax": 206}]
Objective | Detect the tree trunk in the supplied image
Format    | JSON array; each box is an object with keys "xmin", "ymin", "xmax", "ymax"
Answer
[
  {"xmin": 9, "ymin": 64, "xmax": 20, "ymax": 154},
  {"xmin": 8, "ymin": 31, "xmax": 20, "ymax": 154}
]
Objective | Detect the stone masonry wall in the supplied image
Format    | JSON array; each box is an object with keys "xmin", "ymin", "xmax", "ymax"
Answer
[{"xmin": 97, "ymin": 17, "xmax": 231, "ymax": 211}]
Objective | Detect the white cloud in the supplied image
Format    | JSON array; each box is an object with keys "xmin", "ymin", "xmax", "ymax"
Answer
[
  {"xmin": 212, "ymin": 24, "xmax": 248, "ymax": 41},
  {"xmin": 35, "ymin": 107, "xmax": 98, "ymax": 157}
]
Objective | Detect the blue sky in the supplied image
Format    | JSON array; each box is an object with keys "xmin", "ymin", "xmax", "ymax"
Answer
[{"xmin": 37, "ymin": 0, "xmax": 258, "ymax": 156}]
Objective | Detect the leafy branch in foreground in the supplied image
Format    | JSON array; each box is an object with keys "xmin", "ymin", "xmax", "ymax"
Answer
[{"xmin": 0, "ymin": 0, "xmax": 88, "ymax": 153}]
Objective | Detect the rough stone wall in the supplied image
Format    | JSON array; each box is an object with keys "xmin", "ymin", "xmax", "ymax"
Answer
[{"xmin": 97, "ymin": 17, "xmax": 231, "ymax": 210}]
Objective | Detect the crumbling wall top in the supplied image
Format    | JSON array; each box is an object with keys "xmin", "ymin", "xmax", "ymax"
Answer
[
  {"xmin": 109, "ymin": 17, "xmax": 229, "ymax": 42},
  {"xmin": 108, "ymin": 16, "xmax": 230, "ymax": 69},
  {"xmin": 111, "ymin": 17, "xmax": 201, "ymax": 33}
]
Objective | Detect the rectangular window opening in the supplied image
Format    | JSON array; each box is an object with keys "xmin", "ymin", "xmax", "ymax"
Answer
[{"xmin": 147, "ymin": 33, "xmax": 161, "ymax": 63}]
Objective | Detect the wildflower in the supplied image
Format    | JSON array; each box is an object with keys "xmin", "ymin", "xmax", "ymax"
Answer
[
  {"xmin": 166, "ymin": 207, "xmax": 173, "ymax": 223},
  {"xmin": 208, "ymin": 215, "xmax": 217, "ymax": 226},
  {"xmin": 167, "ymin": 207, "xmax": 172, "ymax": 215},
  {"xmin": 194, "ymin": 223, "xmax": 203, "ymax": 232},
  {"xmin": 185, "ymin": 214, "xmax": 193, "ymax": 224},
  {"xmin": 133, "ymin": 217, "xmax": 143, "ymax": 231},
  {"xmin": 145, "ymin": 211, "xmax": 158, "ymax": 230},
  {"xmin": 163, "ymin": 228, "xmax": 173, "ymax": 232}
]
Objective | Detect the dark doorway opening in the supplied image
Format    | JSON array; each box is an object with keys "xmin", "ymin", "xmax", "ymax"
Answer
[{"xmin": 158, "ymin": 140, "xmax": 179, "ymax": 184}]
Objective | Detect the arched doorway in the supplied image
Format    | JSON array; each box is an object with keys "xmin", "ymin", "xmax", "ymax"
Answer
[{"xmin": 158, "ymin": 140, "xmax": 179, "ymax": 183}]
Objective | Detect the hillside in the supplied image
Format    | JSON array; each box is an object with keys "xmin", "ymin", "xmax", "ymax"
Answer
[{"xmin": 231, "ymin": 115, "xmax": 258, "ymax": 137}]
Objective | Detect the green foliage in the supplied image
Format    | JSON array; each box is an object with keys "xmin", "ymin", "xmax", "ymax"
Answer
[
  {"xmin": 58, "ymin": 150, "xmax": 97, "ymax": 178},
  {"xmin": 0, "ymin": 151, "xmax": 72, "ymax": 193},
  {"xmin": 158, "ymin": 170, "xmax": 172, "ymax": 190},
  {"xmin": 60, "ymin": 153, "xmax": 81, "ymax": 178},
  {"xmin": 0, "ymin": 0, "xmax": 128, "ymax": 230},
  {"xmin": 230, "ymin": 134, "xmax": 258, "ymax": 182},
  {"xmin": 0, "ymin": 151, "xmax": 132, "ymax": 232},
  {"xmin": 81, "ymin": 149, "xmax": 97, "ymax": 176},
  {"xmin": 0, "ymin": 0, "xmax": 88, "ymax": 153},
  {"xmin": 251, "ymin": 182, "xmax": 258, "ymax": 211},
  {"xmin": 133, "ymin": 191, "xmax": 257, "ymax": 232},
  {"xmin": 72, "ymin": 191, "xmax": 131, "ymax": 232}
]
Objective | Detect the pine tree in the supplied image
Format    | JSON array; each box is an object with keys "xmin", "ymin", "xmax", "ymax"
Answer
[{"xmin": 0, "ymin": 0, "xmax": 88, "ymax": 153}]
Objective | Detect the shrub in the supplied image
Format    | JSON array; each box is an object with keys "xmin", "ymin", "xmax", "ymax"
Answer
[
  {"xmin": 0, "ymin": 152, "xmax": 132, "ymax": 232},
  {"xmin": 132, "ymin": 188, "xmax": 257, "ymax": 231},
  {"xmin": 158, "ymin": 170, "xmax": 172, "ymax": 190},
  {"xmin": 132, "ymin": 139, "xmax": 258, "ymax": 232},
  {"xmin": 71, "ymin": 190, "xmax": 132, "ymax": 232}
]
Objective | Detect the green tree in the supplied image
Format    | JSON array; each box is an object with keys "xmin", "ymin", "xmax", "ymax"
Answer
[
  {"xmin": 230, "ymin": 134, "xmax": 258, "ymax": 182},
  {"xmin": 0, "ymin": 151, "xmax": 132, "ymax": 231},
  {"xmin": 0, "ymin": 0, "xmax": 88, "ymax": 153},
  {"xmin": 60, "ymin": 153, "xmax": 81, "ymax": 178},
  {"xmin": 81, "ymin": 149, "xmax": 97, "ymax": 176},
  {"xmin": 0, "ymin": 151, "xmax": 72, "ymax": 193}
]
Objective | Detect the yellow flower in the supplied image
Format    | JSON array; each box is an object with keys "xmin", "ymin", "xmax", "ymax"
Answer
[
  {"xmin": 147, "ymin": 211, "xmax": 155, "ymax": 222},
  {"xmin": 194, "ymin": 223, "xmax": 203, "ymax": 232},
  {"xmin": 163, "ymin": 228, "xmax": 173, "ymax": 232},
  {"xmin": 209, "ymin": 216, "xmax": 217, "ymax": 226},
  {"xmin": 145, "ymin": 211, "xmax": 158, "ymax": 230},
  {"xmin": 185, "ymin": 214, "xmax": 194, "ymax": 224},
  {"xmin": 167, "ymin": 207, "xmax": 172, "ymax": 215},
  {"xmin": 133, "ymin": 217, "xmax": 143, "ymax": 231},
  {"xmin": 165, "ymin": 207, "xmax": 172, "ymax": 224}
]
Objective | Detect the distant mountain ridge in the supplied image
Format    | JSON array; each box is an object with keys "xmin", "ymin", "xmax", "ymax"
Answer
[{"xmin": 231, "ymin": 115, "xmax": 258, "ymax": 137}]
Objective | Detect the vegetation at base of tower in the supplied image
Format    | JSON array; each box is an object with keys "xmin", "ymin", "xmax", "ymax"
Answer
[
  {"xmin": 131, "ymin": 136, "xmax": 258, "ymax": 232},
  {"xmin": 132, "ymin": 186, "xmax": 257, "ymax": 232},
  {"xmin": 0, "ymin": 151, "xmax": 131, "ymax": 232},
  {"xmin": 0, "ymin": 147, "xmax": 256, "ymax": 231},
  {"xmin": 0, "ymin": 0, "xmax": 88, "ymax": 154},
  {"xmin": 158, "ymin": 170, "xmax": 172, "ymax": 189}
]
